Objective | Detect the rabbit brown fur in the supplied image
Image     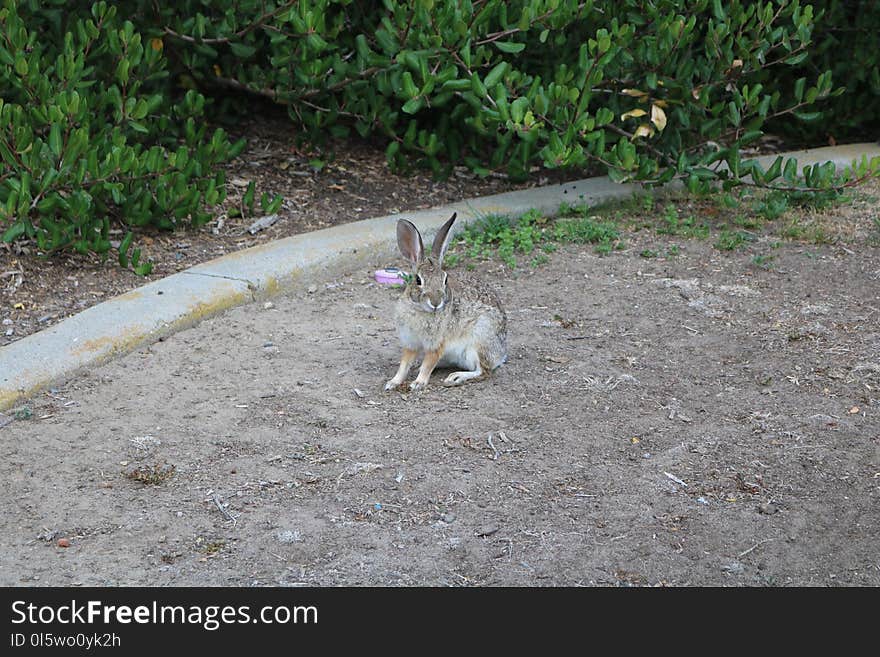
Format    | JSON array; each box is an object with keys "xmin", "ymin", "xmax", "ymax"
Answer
[{"xmin": 384, "ymin": 213, "xmax": 507, "ymax": 392}]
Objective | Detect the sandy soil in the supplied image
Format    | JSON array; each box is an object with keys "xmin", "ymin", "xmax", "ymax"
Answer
[{"xmin": 2, "ymin": 222, "xmax": 878, "ymax": 586}]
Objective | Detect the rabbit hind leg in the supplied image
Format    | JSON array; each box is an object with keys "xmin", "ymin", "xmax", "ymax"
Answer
[{"xmin": 442, "ymin": 346, "xmax": 485, "ymax": 386}]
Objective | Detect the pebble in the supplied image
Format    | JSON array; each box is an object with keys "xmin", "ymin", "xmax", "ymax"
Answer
[
  {"xmin": 2, "ymin": 318, "xmax": 12, "ymax": 325},
  {"xmin": 263, "ymin": 301, "xmax": 275, "ymax": 310},
  {"xmin": 276, "ymin": 530, "xmax": 302, "ymax": 544},
  {"xmin": 722, "ymin": 561, "xmax": 744, "ymax": 574},
  {"xmin": 5, "ymin": 328, "xmax": 12, "ymax": 336},
  {"xmin": 758, "ymin": 502, "xmax": 778, "ymax": 515},
  {"xmin": 476, "ymin": 525, "xmax": 499, "ymax": 537},
  {"xmin": 441, "ymin": 513, "xmax": 456, "ymax": 523},
  {"xmin": 307, "ymin": 284, "xmax": 318, "ymax": 294},
  {"xmin": 57, "ymin": 538, "xmax": 71, "ymax": 548}
]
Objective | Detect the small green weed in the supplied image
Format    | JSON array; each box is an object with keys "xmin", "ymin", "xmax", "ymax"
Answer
[
  {"xmin": 751, "ymin": 253, "xmax": 776, "ymax": 269},
  {"xmin": 657, "ymin": 204, "xmax": 710, "ymax": 238},
  {"xmin": 552, "ymin": 216, "xmax": 621, "ymax": 249},
  {"xmin": 13, "ymin": 406, "xmax": 33, "ymax": 420},
  {"xmin": 452, "ymin": 208, "xmax": 620, "ymax": 268},
  {"xmin": 714, "ymin": 229, "xmax": 753, "ymax": 251},
  {"xmin": 721, "ymin": 192, "xmax": 740, "ymax": 209},
  {"xmin": 734, "ymin": 213, "xmax": 762, "ymax": 229},
  {"xmin": 755, "ymin": 191, "xmax": 789, "ymax": 220},
  {"xmin": 781, "ymin": 219, "xmax": 833, "ymax": 244}
]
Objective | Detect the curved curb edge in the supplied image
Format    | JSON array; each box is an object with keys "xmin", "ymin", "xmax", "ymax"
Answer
[{"xmin": 2, "ymin": 142, "xmax": 878, "ymax": 411}]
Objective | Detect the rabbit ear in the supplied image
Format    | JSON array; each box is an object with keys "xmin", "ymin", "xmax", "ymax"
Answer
[
  {"xmin": 431, "ymin": 212, "xmax": 457, "ymax": 265},
  {"xmin": 397, "ymin": 219, "xmax": 424, "ymax": 265}
]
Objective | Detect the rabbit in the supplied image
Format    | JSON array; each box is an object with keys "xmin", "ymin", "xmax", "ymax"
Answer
[{"xmin": 384, "ymin": 212, "xmax": 508, "ymax": 392}]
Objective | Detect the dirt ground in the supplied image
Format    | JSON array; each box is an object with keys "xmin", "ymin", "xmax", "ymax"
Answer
[{"xmin": 2, "ymin": 214, "xmax": 878, "ymax": 586}]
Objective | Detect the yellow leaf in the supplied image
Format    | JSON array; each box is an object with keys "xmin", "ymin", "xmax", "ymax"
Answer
[
  {"xmin": 621, "ymin": 88, "xmax": 648, "ymax": 98},
  {"xmin": 150, "ymin": 37, "xmax": 163, "ymax": 52},
  {"xmin": 732, "ymin": 59, "xmax": 743, "ymax": 68},
  {"xmin": 620, "ymin": 108, "xmax": 647, "ymax": 120},
  {"xmin": 630, "ymin": 437, "xmax": 640, "ymax": 444},
  {"xmin": 13, "ymin": 302, "xmax": 25, "ymax": 309},
  {"xmin": 213, "ymin": 64, "xmax": 222, "ymax": 76},
  {"xmin": 634, "ymin": 123, "xmax": 654, "ymax": 138},
  {"xmin": 650, "ymin": 104, "xmax": 667, "ymax": 131}
]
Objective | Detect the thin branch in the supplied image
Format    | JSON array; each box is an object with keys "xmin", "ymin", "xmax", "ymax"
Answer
[{"xmin": 163, "ymin": 0, "xmax": 298, "ymax": 45}]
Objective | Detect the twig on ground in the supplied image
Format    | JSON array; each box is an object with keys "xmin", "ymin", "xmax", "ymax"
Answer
[
  {"xmin": 212, "ymin": 494, "xmax": 237, "ymax": 524},
  {"xmin": 739, "ymin": 538, "xmax": 775, "ymax": 558},
  {"xmin": 487, "ymin": 434, "xmax": 500, "ymax": 460}
]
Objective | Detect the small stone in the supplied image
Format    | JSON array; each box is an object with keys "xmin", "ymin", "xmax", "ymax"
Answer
[
  {"xmin": 2, "ymin": 318, "xmax": 12, "ymax": 325},
  {"xmin": 722, "ymin": 561, "xmax": 744, "ymax": 574},
  {"xmin": 758, "ymin": 503, "xmax": 778, "ymax": 515},
  {"xmin": 476, "ymin": 525, "xmax": 499, "ymax": 537},
  {"xmin": 307, "ymin": 284, "xmax": 318, "ymax": 294},
  {"xmin": 276, "ymin": 530, "xmax": 302, "ymax": 544},
  {"xmin": 441, "ymin": 513, "xmax": 456, "ymax": 523},
  {"xmin": 57, "ymin": 538, "xmax": 71, "ymax": 548},
  {"xmin": 4, "ymin": 328, "xmax": 12, "ymax": 336},
  {"xmin": 263, "ymin": 301, "xmax": 275, "ymax": 310}
]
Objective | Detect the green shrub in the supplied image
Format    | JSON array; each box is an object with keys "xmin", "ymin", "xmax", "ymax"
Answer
[
  {"xmin": 2, "ymin": 0, "xmax": 879, "ymax": 267},
  {"xmin": 771, "ymin": 0, "xmax": 880, "ymax": 141},
  {"xmin": 0, "ymin": 1, "xmax": 242, "ymax": 271},
  {"xmin": 149, "ymin": 0, "xmax": 879, "ymax": 190}
]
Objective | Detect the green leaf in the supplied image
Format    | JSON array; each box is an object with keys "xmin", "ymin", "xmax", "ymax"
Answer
[
  {"xmin": 48, "ymin": 124, "xmax": 63, "ymax": 157},
  {"xmin": 595, "ymin": 107, "xmax": 614, "ymax": 126},
  {"xmin": 765, "ymin": 156, "xmax": 783, "ymax": 181},
  {"xmin": 118, "ymin": 232, "xmax": 133, "ymax": 267},
  {"xmin": 484, "ymin": 61, "xmax": 508, "ymax": 88},
  {"xmin": 2, "ymin": 222, "xmax": 27, "ymax": 243},
  {"xmin": 494, "ymin": 41, "xmax": 525, "ymax": 54},
  {"xmin": 728, "ymin": 101, "xmax": 741, "ymax": 126},
  {"xmin": 402, "ymin": 97, "xmax": 425, "ymax": 114},
  {"xmin": 401, "ymin": 71, "xmax": 419, "ymax": 98},
  {"xmin": 794, "ymin": 77, "xmax": 806, "ymax": 102},
  {"xmin": 243, "ymin": 181, "xmax": 256, "ymax": 212},
  {"xmin": 230, "ymin": 42, "xmax": 257, "ymax": 58}
]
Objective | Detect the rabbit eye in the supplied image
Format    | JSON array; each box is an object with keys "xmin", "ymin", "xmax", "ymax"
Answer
[{"xmin": 415, "ymin": 274, "xmax": 423, "ymax": 286}]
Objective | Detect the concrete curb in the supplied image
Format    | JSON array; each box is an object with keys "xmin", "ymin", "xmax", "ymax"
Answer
[{"xmin": 2, "ymin": 142, "xmax": 878, "ymax": 410}]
